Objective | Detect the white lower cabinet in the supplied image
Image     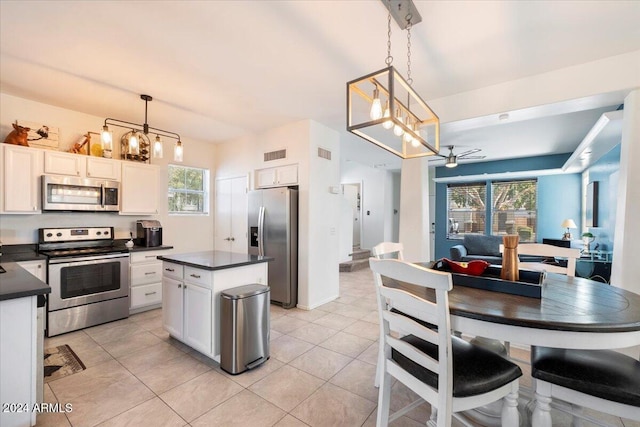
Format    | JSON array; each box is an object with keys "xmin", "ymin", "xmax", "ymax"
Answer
[
  {"xmin": 129, "ymin": 249, "xmax": 171, "ymax": 313},
  {"xmin": 162, "ymin": 276, "xmax": 184, "ymax": 338},
  {"xmin": 16, "ymin": 260, "xmax": 46, "ymax": 281},
  {"xmin": 161, "ymin": 260, "xmax": 267, "ymax": 360},
  {"xmin": 183, "ymin": 281, "xmax": 212, "ymax": 354}
]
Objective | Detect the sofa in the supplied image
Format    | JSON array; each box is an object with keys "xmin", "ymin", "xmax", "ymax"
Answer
[
  {"xmin": 449, "ymin": 234, "xmax": 544, "ymax": 265},
  {"xmin": 450, "ymin": 234, "xmax": 503, "ymax": 264}
]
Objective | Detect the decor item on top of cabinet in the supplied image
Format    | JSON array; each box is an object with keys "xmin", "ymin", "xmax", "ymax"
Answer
[
  {"xmin": 66, "ymin": 131, "xmax": 103, "ymax": 157},
  {"xmin": 10, "ymin": 120, "xmax": 59, "ymax": 150},
  {"xmin": 3, "ymin": 122, "xmax": 30, "ymax": 146},
  {"xmin": 100, "ymin": 94, "xmax": 182, "ymax": 163}
]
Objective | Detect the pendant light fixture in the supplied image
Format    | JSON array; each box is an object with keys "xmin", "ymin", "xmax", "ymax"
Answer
[
  {"xmin": 100, "ymin": 94, "xmax": 183, "ymax": 162},
  {"xmin": 347, "ymin": 0, "xmax": 439, "ymax": 159}
]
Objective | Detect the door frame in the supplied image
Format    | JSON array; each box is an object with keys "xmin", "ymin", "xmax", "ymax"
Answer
[{"xmin": 342, "ymin": 181, "xmax": 363, "ymax": 249}]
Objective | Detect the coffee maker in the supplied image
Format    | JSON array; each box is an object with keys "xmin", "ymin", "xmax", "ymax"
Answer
[{"xmin": 135, "ymin": 220, "xmax": 162, "ymax": 247}]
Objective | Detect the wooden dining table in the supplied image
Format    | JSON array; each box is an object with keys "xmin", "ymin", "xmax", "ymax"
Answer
[
  {"xmin": 391, "ymin": 265, "xmax": 640, "ymax": 351},
  {"xmin": 384, "ymin": 265, "xmax": 640, "ymax": 425}
]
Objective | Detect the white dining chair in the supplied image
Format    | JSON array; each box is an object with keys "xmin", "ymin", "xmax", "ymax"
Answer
[
  {"xmin": 371, "ymin": 241, "xmax": 404, "ymax": 260},
  {"xmin": 371, "ymin": 242, "xmax": 404, "ymax": 387},
  {"xmin": 370, "ymin": 258, "xmax": 522, "ymax": 427},
  {"xmin": 515, "ymin": 243, "xmax": 580, "ymax": 277},
  {"xmin": 531, "ymin": 346, "xmax": 640, "ymax": 426}
]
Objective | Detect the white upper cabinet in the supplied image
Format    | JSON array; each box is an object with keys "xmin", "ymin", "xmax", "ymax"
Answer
[
  {"xmin": 1, "ymin": 144, "xmax": 43, "ymax": 213},
  {"xmin": 44, "ymin": 151, "xmax": 121, "ymax": 180},
  {"xmin": 44, "ymin": 151, "xmax": 86, "ymax": 177},
  {"xmin": 120, "ymin": 162, "xmax": 159, "ymax": 215},
  {"xmin": 86, "ymin": 157, "xmax": 121, "ymax": 180},
  {"xmin": 256, "ymin": 164, "xmax": 298, "ymax": 188}
]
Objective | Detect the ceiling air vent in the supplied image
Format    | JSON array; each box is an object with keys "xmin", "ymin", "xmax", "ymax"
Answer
[
  {"xmin": 264, "ymin": 149, "xmax": 286, "ymax": 162},
  {"xmin": 318, "ymin": 147, "xmax": 332, "ymax": 160}
]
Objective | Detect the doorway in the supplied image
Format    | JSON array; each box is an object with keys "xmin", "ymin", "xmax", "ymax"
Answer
[{"xmin": 342, "ymin": 183, "xmax": 362, "ymax": 249}]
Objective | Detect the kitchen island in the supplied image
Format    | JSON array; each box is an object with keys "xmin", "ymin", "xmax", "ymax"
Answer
[{"xmin": 158, "ymin": 251, "xmax": 272, "ymax": 360}]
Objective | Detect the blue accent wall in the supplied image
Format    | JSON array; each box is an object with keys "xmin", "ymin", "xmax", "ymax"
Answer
[
  {"xmin": 584, "ymin": 144, "xmax": 620, "ymax": 251},
  {"xmin": 434, "ymin": 154, "xmax": 581, "ymax": 260}
]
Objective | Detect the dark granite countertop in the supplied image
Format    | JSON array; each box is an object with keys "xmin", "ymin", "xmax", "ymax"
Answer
[
  {"xmin": 158, "ymin": 251, "xmax": 272, "ymax": 271},
  {"xmin": 0, "ymin": 262, "xmax": 50, "ymax": 301}
]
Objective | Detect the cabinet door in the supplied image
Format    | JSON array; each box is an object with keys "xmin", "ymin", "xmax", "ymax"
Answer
[
  {"xmin": 215, "ymin": 176, "xmax": 248, "ymax": 253},
  {"xmin": 276, "ymin": 164, "xmax": 298, "ymax": 185},
  {"xmin": 184, "ymin": 282, "xmax": 212, "ymax": 355},
  {"xmin": 87, "ymin": 157, "xmax": 121, "ymax": 180},
  {"xmin": 256, "ymin": 168, "xmax": 276, "ymax": 187},
  {"xmin": 16, "ymin": 260, "xmax": 46, "ymax": 282},
  {"xmin": 162, "ymin": 277, "xmax": 183, "ymax": 339},
  {"xmin": 44, "ymin": 151, "xmax": 86, "ymax": 177},
  {"xmin": 2, "ymin": 145, "xmax": 43, "ymax": 213},
  {"xmin": 120, "ymin": 163, "xmax": 159, "ymax": 215}
]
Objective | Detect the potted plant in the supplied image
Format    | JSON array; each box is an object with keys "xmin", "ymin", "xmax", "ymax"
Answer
[{"xmin": 582, "ymin": 232, "xmax": 595, "ymax": 251}]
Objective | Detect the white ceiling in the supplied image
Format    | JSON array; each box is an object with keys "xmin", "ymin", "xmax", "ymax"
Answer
[{"xmin": 1, "ymin": 1, "xmax": 639, "ymax": 171}]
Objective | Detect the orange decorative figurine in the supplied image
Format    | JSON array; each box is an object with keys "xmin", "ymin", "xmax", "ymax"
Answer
[{"xmin": 4, "ymin": 122, "xmax": 30, "ymax": 146}]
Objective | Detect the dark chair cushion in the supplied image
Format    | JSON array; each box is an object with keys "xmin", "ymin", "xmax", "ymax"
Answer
[
  {"xmin": 531, "ymin": 346, "xmax": 640, "ymax": 406},
  {"xmin": 392, "ymin": 335, "xmax": 522, "ymax": 398}
]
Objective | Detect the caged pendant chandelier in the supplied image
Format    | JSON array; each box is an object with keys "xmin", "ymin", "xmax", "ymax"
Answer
[
  {"xmin": 100, "ymin": 94, "xmax": 184, "ymax": 163},
  {"xmin": 347, "ymin": 0, "xmax": 439, "ymax": 159}
]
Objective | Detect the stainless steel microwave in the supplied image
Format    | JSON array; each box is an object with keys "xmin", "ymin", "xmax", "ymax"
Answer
[{"xmin": 42, "ymin": 174, "xmax": 120, "ymax": 212}]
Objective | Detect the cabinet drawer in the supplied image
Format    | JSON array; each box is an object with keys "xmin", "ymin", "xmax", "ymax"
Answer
[
  {"xmin": 131, "ymin": 283, "xmax": 162, "ymax": 308},
  {"xmin": 131, "ymin": 250, "xmax": 171, "ymax": 264},
  {"xmin": 162, "ymin": 262, "xmax": 183, "ymax": 280},
  {"xmin": 131, "ymin": 262, "xmax": 162, "ymax": 286},
  {"xmin": 184, "ymin": 267, "xmax": 212, "ymax": 289}
]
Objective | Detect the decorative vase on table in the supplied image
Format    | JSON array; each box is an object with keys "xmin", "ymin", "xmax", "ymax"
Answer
[{"xmin": 501, "ymin": 234, "xmax": 519, "ymax": 281}]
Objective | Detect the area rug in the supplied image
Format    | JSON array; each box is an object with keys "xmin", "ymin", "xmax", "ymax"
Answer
[{"xmin": 44, "ymin": 344, "xmax": 86, "ymax": 383}]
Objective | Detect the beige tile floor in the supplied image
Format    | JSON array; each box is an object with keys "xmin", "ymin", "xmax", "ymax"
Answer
[{"xmin": 38, "ymin": 268, "xmax": 639, "ymax": 427}]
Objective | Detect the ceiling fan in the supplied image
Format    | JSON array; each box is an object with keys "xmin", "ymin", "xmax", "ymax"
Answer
[{"xmin": 432, "ymin": 145, "xmax": 486, "ymax": 168}]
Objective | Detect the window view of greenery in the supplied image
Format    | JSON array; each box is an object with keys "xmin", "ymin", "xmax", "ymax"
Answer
[
  {"xmin": 447, "ymin": 179, "xmax": 537, "ymax": 241},
  {"xmin": 168, "ymin": 165, "xmax": 209, "ymax": 214},
  {"xmin": 447, "ymin": 183, "xmax": 487, "ymax": 239},
  {"xmin": 491, "ymin": 180, "xmax": 537, "ymax": 242}
]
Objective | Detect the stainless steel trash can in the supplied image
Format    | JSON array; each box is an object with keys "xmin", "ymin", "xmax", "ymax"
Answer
[{"xmin": 220, "ymin": 284, "xmax": 270, "ymax": 375}]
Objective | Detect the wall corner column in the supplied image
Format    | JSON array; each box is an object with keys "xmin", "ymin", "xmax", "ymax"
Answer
[
  {"xmin": 398, "ymin": 157, "xmax": 431, "ymax": 262},
  {"xmin": 611, "ymin": 89, "xmax": 640, "ymax": 293}
]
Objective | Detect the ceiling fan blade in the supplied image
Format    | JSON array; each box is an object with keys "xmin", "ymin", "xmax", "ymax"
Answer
[
  {"xmin": 460, "ymin": 155, "xmax": 486, "ymax": 160},
  {"xmin": 457, "ymin": 148, "xmax": 482, "ymax": 158}
]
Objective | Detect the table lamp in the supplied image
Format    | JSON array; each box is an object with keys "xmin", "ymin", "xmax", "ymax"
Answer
[{"xmin": 561, "ymin": 219, "xmax": 577, "ymax": 240}]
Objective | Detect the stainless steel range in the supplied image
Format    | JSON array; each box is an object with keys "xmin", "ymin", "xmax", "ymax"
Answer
[{"xmin": 38, "ymin": 227, "xmax": 129, "ymax": 337}]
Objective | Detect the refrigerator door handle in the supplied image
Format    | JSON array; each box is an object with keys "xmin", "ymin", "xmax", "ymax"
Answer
[{"xmin": 258, "ymin": 206, "xmax": 265, "ymax": 256}]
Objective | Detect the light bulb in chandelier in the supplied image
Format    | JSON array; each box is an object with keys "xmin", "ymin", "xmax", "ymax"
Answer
[
  {"xmin": 174, "ymin": 140, "xmax": 183, "ymax": 162},
  {"xmin": 370, "ymin": 87, "xmax": 383, "ymax": 120},
  {"xmin": 128, "ymin": 132, "xmax": 139, "ymax": 155},
  {"xmin": 403, "ymin": 118, "xmax": 414, "ymax": 143},
  {"xmin": 153, "ymin": 135, "xmax": 163, "ymax": 159},
  {"xmin": 100, "ymin": 125, "xmax": 113, "ymax": 151},
  {"xmin": 382, "ymin": 100, "xmax": 393, "ymax": 129},
  {"xmin": 393, "ymin": 108, "xmax": 404, "ymax": 136},
  {"xmin": 411, "ymin": 127, "xmax": 422, "ymax": 148}
]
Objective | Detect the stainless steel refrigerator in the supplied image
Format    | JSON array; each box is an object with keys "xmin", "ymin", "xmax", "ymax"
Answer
[{"xmin": 248, "ymin": 187, "xmax": 298, "ymax": 308}]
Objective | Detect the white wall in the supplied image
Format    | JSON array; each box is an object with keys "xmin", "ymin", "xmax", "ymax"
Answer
[
  {"xmin": 399, "ymin": 157, "xmax": 431, "ymax": 262},
  {"xmin": 340, "ymin": 161, "xmax": 398, "ymax": 250},
  {"xmin": 0, "ymin": 93, "xmax": 216, "ymax": 253},
  {"xmin": 214, "ymin": 120, "xmax": 341, "ymax": 310}
]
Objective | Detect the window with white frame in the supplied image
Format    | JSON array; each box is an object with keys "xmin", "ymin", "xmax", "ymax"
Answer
[{"xmin": 168, "ymin": 165, "xmax": 209, "ymax": 214}]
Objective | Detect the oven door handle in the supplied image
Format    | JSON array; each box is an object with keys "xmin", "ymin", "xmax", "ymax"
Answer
[{"xmin": 47, "ymin": 253, "xmax": 129, "ymax": 265}]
